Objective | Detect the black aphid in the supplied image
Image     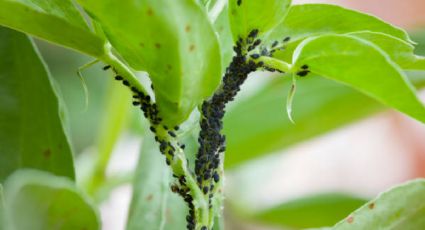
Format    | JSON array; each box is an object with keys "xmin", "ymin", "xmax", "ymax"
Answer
[
  {"xmin": 297, "ymin": 70, "xmax": 310, "ymax": 77},
  {"xmin": 132, "ymin": 101, "xmax": 140, "ymax": 106},
  {"xmin": 283, "ymin": 36, "xmax": 291, "ymax": 42},
  {"xmin": 213, "ymin": 172, "xmax": 220, "ymax": 183},
  {"xmin": 203, "ymin": 186, "xmax": 209, "ymax": 194},
  {"xmin": 250, "ymin": 54, "xmax": 260, "ymax": 59},
  {"xmin": 237, "ymin": 0, "xmax": 242, "ymax": 6},
  {"xmin": 168, "ymin": 131, "xmax": 176, "ymax": 137},
  {"xmin": 248, "ymin": 29, "xmax": 259, "ymax": 38},
  {"xmin": 301, "ymin": 64, "xmax": 309, "ymax": 69},
  {"xmin": 272, "ymin": 41, "xmax": 279, "ymax": 48},
  {"xmin": 122, "ymin": 80, "xmax": 130, "ymax": 86},
  {"xmin": 150, "ymin": 126, "xmax": 156, "ymax": 132},
  {"xmin": 115, "ymin": 76, "xmax": 123, "ymax": 81},
  {"xmin": 103, "ymin": 65, "xmax": 111, "ymax": 71}
]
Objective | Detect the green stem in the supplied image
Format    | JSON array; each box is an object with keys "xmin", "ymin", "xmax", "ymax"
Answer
[
  {"xmin": 256, "ymin": 56, "xmax": 292, "ymax": 73},
  {"xmin": 100, "ymin": 44, "xmax": 149, "ymax": 96},
  {"xmin": 101, "ymin": 43, "xmax": 209, "ymax": 229}
]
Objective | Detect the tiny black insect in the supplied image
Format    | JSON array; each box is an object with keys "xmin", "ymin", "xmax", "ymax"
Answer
[
  {"xmin": 166, "ymin": 158, "xmax": 171, "ymax": 165},
  {"xmin": 122, "ymin": 80, "xmax": 130, "ymax": 86},
  {"xmin": 213, "ymin": 172, "xmax": 220, "ymax": 183},
  {"xmin": 297, "ymin": 70, "xmax": 310, "ymax": 77},
  {"xmin": 131, "ymin": 86, "xmax": 138, "ymax": 92},
  {"xmin": 201, "ymin": 227, "xmax": 207, "ymax": 230},
  {"xmin": 174, "ymin": 126, "xmax": 180, "ymax": 131},
  {"xmin": 180, "ymin": 144, "xmax": 186, "ymax": 149},
  {"xmin": 248, "ymin": 29, "xmax": 259, "ymax": 38},
  {"xmin": 237, "ymin": 0, "xmax": 242, "ymax": 6},
  {"xmin": 168, "ymin": 131, "xmax": 176, "ymax": 137},
  {"xmin": 272, "ymin": 41, "xmax": 279, "ymax": 48},
  {"xmin": 203, "ymin": 186, "xmax": 209, "ymax": 194},
  {"xmin": 283, "ymin": 36, "xmax": 291, "ymax": 42},
  {"xmin": 132, "ymin": 101, "xmax": 140, "ymax": 106},
  {"xmin": 150, "ymin": 126, "xmax": 156, "ymax": 132},
  {"xmin": 253, "ymin": 39, "xmax": 261, "ymax": 47},
  {"xmin": 163, "ymin": 125, "xmax": 168, "ymax": 130},
  {"xmin": 250, "ymin": 54, "xmax": 260, "ymax": 59},
  {"xmin": 115, "ymin": 76, "xmax": 123, "ymax": 81},
  {"xmin": 301, "ymin": 64, "xmax": 309, "ymax": 69},
  {"xmin": 103, "ymin": 65, "xmax": 111, "ymax": 71}
]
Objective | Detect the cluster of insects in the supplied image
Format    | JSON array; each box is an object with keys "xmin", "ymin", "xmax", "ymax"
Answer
[{"xmin": 104, "ymin": 21, "xmax": 308, "ymax": 228}]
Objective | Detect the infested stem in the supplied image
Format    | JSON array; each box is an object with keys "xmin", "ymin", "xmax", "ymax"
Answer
[{"xmin": 101, "ymin": 43, "xmax": 210, "ymax": 229}]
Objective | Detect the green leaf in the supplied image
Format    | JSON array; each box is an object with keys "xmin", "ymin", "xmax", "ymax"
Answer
[
  {"xmin": 251, "ymin": 193, "xmax": 367, "ymax": 229},
  {"xmin": 78, "ymin": 0, "xmax": 222, "ymax": 126},
  {"xmin": 228, "ymin": 0, "xmax": 291, "ymax": 41},
  {"xmin": 348, "ymin": 31, "xmax": 425, "ymax": 70},
  {"xmin": 214, "ymin": 4, "xmax": 234, "ymax": 71},
  {"xmin": 269, "ymin": 4, "xmax": 412, "ymax": 62},
  {"xmin": 293, "ymin": 34, "xmax": 425, "ymax": 123},
  {"xmin": 126, "ymin": 133, "xmax": 186, "ymax": 230},
  {"xmin": 331, "ymin": 179, "xmax": 425, "ymax": 230},
  {"xmin": 0, "ymin": 184, "xmax": 4, "ymax": 229},
  {"xmin": 0, "ymin": 0, "xmax": 105, "ymax": 57},
  {"xmin": 3, "ymin": 169, "xmax": 100, "ymax": 230},
  {"xmin": 224, "ymin": 73, "xmax": 425, "ymax": 168},
  {"xmin": 0, "ymin": 27, "xmax": 75, "ymax": 182}
]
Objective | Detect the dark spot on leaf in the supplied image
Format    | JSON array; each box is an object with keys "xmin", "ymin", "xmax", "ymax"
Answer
[
  {"xmin": 147, "ymin": 8, "xmax": 154, "ymax": 16},
  {"xmin": 155, "ymin": 43, "xmax": 161, "ymax": 49},
  {"xmin": 185, "ymin": 25, "xmax": 191, "ymax": 32},
  {"xmin": 43, "ymin": 149, "xmax": 52, "ymax": 159},
  {"xmin": 167, "ymin": 64, "xmax": 172, "ymax": 70},
  {"xmin": 368, "ymin": 203, "xmax": 375, "ymax": 209},
  {"xmin": 189, "ymin": 44, "xmax": 196, "ymax": 52},
  {"xmin": 140, "ymin": 43, "xmax": 145, "ymax": 48},
  {"xmin": 347, "ymin": 216, "xmax": 354, "ymax": 224},
  {"xmin": 231, "ymin": 9, "xmax": 236, "ymax": 15},
  {"xmin": 146, "ymin": 194, "xmax": 154, "ymax": 201}
]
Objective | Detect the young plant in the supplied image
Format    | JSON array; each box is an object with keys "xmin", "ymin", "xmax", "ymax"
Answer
[{"xmin": 0, "ymin": 0, "xmax": 425, "ymax": 230}]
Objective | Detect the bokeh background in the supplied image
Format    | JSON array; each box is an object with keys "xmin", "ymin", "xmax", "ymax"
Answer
[{"xmin": 35, "ymin": 0, "xmax": 425, "ymax": 229}]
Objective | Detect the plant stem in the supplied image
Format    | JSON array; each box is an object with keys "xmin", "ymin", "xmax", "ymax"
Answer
[{"xmin": 101, "ymin": 44, "xmax": 209, "ymax": 229}]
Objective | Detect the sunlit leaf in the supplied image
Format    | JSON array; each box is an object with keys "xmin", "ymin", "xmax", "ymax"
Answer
[
  {"xmin": 3, "ymin": 169, "xmax": 100, "ymax": 230},
  {"xmin": 293, "ymin": 34, "xmax": 425, "ymax": 123},
  {"xmin": 0, "ymin": 27, "xmax": 74, "ymax": 182},
  {"xmin": 269, "ymin": 4, "xmax": 413, "ymax": 62},
  {"xmin": 0, "ymin": 0, "xmax": 105, "ymax": 57},
  {"xmin": 228, "ymin": 0, "xmax": 291, "ymax": 41},
  {"xmin": 348, "ymin": 31, "xmax": 425, "ymax": 70},
  {"xmin": 251, "ymin": 193, "xmax": 367, "ymax": 229},
  {"xmin": 78, "ymin": 0, "xmax": 222, "ymax": 126},
  {"xmin": 331, "ymin": 179, "xmax": 425, "ymax": 230}
]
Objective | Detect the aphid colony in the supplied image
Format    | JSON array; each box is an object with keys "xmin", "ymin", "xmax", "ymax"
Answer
[
  {"xmin": 103, "ymin": 25, "xmax": 305, "ymax": 230},
  {"xmin": 104, "ymin": 66, "xmax": 202, "ymax": 230},
  {"xmin": 195, "ymin": 29, "xmax": 270, "ymax": 213},
  {"xmin": 245, "ymin": 30, "xmax": 291, "ymax": 74}
]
